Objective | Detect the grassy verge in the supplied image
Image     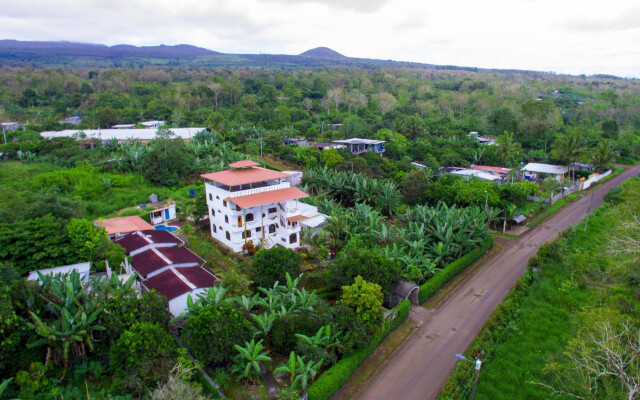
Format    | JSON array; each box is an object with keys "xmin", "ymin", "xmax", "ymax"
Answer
[
  {"xmin": 439, "ymin": 182, "xmax": 638, "ymax": 400},
  {"xmin": 525, "ymin": 193, "xmax": 579, "ymax": 229}
]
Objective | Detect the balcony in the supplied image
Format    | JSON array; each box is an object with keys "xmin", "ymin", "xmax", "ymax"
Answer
[{"xmin": 206, "ymin": 182, "xmax": 290, "ymax": 199}]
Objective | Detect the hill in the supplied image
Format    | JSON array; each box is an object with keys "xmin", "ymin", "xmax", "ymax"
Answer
[{"xmin": 299, "ymin": 47, "xmax": 346, "ymax": 58}]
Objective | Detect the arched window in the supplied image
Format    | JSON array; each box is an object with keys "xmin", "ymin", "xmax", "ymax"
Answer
[
  {"xmin": 211, "ymin": 209, "xmax": 215, "ymax": 216},
  {"xmin": 209, "ymin": 193, "xmax": 213, "ymax": 201},
  {"xmin": 224, "ymin": 215, "xmax": 229, "ymax": 223},
  {"xmin": 289, "ymin": 233, "xmax": 297, "ymax": 244},
  {"xmin": 246, "ymin": 213, "xmax": 254, "ymax": 222},
  {"xmin": 269, "ymin": 224, "xmax": 276, "ymax": 234},
  {"xmin": 212, "ymin": 225, "xmax": 217, "ymax": 233},
  {"xmin": 223, "ymin": 200, "xmax": 227, "ymax": 207},
  {"xmin": 225, "ymin": 231, "xmax": 230, "ymax": 241}
]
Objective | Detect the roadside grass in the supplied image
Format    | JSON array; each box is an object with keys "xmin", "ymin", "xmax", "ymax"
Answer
[
  {"xmin": 526, "ymin": 194, "xmax": 579, "ymax": 228},
  {"xmin": 442, "ymin": 204, "xmax": 618, "ymax": 400}
]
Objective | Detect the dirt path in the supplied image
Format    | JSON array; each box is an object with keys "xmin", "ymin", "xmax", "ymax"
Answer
[{"xmin": 355, "ymin": 165, "xmax": 640, "ymax": 400}]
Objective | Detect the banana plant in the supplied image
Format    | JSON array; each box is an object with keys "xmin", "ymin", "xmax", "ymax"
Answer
[
  {"xmin": 251, "ymin": 311, "xmax": 277, "ymax": 338},
  {"xmin": 230, "ymin": 339, "xmax": 272, "ymax": 382}
]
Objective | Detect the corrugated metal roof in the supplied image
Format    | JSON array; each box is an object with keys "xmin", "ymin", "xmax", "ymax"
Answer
[
  {"xmin": 522, "ymin": 163, "xmax": 568, "ymax": 175},
  {"xmin": 40, "ymin": 127, "xmax": 206, "ymax": 141},
  {"xmin": 201, "ymin": 167, "xmax": 291, "ymax": 186},
  {"xmin": 333, "ymin": 138, "xmax": 385, "ymax": 145},
  {"xmin": 227, "ymin": 187, "xmax": 309, "ymax": 209},
  {"xmin": 115, "ymin": 230, "xmax": 183, "ymax": 254}
]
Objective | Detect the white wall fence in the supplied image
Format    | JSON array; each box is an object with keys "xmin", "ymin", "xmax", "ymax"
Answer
[{"xmin": 580, "ymin": 169, "xmax": 612, "ymax": 190}]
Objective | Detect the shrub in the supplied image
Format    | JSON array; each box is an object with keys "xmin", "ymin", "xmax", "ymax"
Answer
[
  {"xmin": 418, "ymin": 238, "xmax": 494, "ymax": 304},
  {"xmin": 251, "ymin": 245, "xmax": 302, "ymax": 288},
  {"xmin": 307, "ymin": 300, "xmax": 410, "ymax": 400},
  {"xmin": 270, "ymin": 313, "xmax": 323, "ymax": 355},
  {"xmin": 110, "ymin": 322, "xmax": 178, "ymax": 395},
  {"xmin": 181, "ymin": 304, "xmax": 254, "ymax": 365}
]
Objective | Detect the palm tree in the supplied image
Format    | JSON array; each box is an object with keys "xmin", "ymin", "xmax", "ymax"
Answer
[
  {"xmin": 230, "ymin": 339, "xmax": 272, "ymax": 381},
  {"xmin": 551, "ymin": 131, "xmax": 585, "ymax": 182},
  {"xmin": 591, "ymin": 140, "xmax": 619, "ymax": 172},
  {"xmin": 495, "ymin": 131, "xmax": 522, "ymax": 166}
]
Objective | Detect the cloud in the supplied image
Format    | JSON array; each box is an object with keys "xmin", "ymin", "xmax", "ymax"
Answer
[
  {"xmin": 563, "ymin": 5, "xmax": 640, "ymax": 32},
  {"xmin": 258, "ymin": 0, "xmax": 392, "ymax": 13}
]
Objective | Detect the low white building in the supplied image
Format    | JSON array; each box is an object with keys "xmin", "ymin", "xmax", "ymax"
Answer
[
  {"xmin": 202, "ymin": 160, "xmax": 323, "ymax": 253},
  {"xmin": 28, "ymin": 262, "xmax": 92, "ymax": 284},
  {"xmin": 141, "ymin": 120, "xmax": 165, "ymax": 128},
  {"xmin": 40, "ymin": 127, "xmax": 206, "ymax": 143},
  {"xmin": 332, "ymin": 138, "xmax": 385, "ymax": 155},
  {"xmin": 112, "ymin": 124, "xmax": 136, "ymax": 129},
  {"xmin": 521, "ymin": 163, "xmax": 569, "ymax": 181},
  {"xmin": 449, "ymin": 168, "xmax": 504, "ymax": 184},
  {"xmin": 149, "ymin": 203, "xmax": 177, "ymax": 225}
]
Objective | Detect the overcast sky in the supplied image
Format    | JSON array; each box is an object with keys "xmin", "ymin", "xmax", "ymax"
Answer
[{"xmin": 2, "ymin": 0, "xmax": 639, "ymax": 77}]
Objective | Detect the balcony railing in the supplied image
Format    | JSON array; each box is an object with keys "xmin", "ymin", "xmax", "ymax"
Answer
[{"xmin": 207, "ymin": 182, "xmax": 290, "ymax": 199}]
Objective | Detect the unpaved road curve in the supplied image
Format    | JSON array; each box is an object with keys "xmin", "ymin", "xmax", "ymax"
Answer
[{"xmin": 356, "ymin": 165, "xmax": 640, "ymax": 400}]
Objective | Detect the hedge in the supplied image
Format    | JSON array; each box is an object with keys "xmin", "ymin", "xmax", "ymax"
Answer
[
  {"xmin": 307, "ymin": 300, "xmax": 411, "ymax": 400},
  {"xmin": 418, "ymin": 237, "xmax": 495, "ymax": 304}
]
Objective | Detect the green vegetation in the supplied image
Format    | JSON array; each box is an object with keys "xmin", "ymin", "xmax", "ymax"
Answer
[{"xmin": 440, "ymin": 177, "xmax": 640, "ymax": 400}]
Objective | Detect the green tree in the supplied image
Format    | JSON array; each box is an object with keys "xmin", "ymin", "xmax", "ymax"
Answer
[
  {"xmin": 401, "ymin": 169, "xmax": 432, "ymax": 206},
  {"xmin": 181, "ymin": 304, "xmax": 254, "ymax": 365},
  {"xmin": 321, "ymin": 148, "xmax": 343, "ymax": 168},
  {"xmin": 341, "ymin": 276, "xmax": 383, "ymax": 324},
  {"xmin": 551, "ymin": 131, "xmax": 586, "ymax": 182},
  {"xmin": 495, "ymin": 131, "xmax": 522, "ymax": 166},
  {"xmin": 142, "ymin": 136, "xmax": 196, "ymax": 186},
  {"xmin": 591, "ymin": 140, "xmax": 619, "ymax": 172},
  {"xmin": 110, "ymin": 322, "xmax": 178, "ymax": 395},
  {"xmin": 326, "ymin": 240, "xmax": 401, "ymax": 298},
  {"xmin": 251, "ymin": 245, "xmax": 302, "ymax": 288}
]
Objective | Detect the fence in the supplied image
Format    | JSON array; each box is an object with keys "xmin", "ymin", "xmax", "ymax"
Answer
[{"xmin": 580, "ymin": 169, "xmax": 612, "ymax": 190}]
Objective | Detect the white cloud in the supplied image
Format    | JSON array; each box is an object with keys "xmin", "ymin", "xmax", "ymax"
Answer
[{"xmin": 0, "ymin": 0, "xmax": 638, "ymax": 77}]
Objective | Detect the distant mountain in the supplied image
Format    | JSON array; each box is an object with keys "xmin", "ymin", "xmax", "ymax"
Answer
[
  {"xmin": 299, "ymin": 47, "xmax": 345, "ymax": 58},
  {"xmin": 0, "ymin": 40, "xmax": 220, "ymax": 66},
  {"xmin": 0, "ymin": 39, "xmax": 560, "ymax": 78}
]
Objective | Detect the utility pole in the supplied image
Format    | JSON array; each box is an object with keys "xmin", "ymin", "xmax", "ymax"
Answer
[{"xmin": 469, "ymin": 358, "xmax": 482, "ymax": 400}]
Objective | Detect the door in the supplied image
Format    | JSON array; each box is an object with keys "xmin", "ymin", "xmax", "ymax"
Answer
[
  {"xmin": 238, "ymin": 216, "xmax": 242, "ymax": 227},
  {"xmin": 164, "ymin": 209, "xmax": 170, "ymax": 220}
]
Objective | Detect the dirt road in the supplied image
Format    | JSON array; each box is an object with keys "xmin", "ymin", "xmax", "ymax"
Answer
[{"xmin": 356, "ymin": 165, "xmax": 640, "ymax": 400}]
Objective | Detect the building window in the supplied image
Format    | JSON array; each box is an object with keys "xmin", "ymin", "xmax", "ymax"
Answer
[
  {"xmin": 268, "ymin": 207, "xmax": 277, "ymax": 214},
  {"xmin": 209, "ymin": 193, "xmax": 213, "ymax": 201},
  {"xmin": 269, "ymin": 224, "xmax": 276, "ymax": 234},
  {"xmin": 242, "ymin": 230, "xmax": 252, "ymax": 239},
  {"xmin": 216, "ymin": 195, "xmax": 220, "ymax": 200},
  {"xmin": 256, "ymin": 227, "xmax": 262, "ymax": 232},
  {"xmin": 246, "ymin": 213, "xmax": 254, "ymax": 222},
  {"xmin": 289, "ymin": 233, "xmax": 297, "ymax": 244},
  {"xmin": 211, "ymin": 209, "xmax": 215, "ymax": 216},
  {"xmin": 226, "ymin": 231, "xmax": 230, "ymax": 241},
  {"xmin": 224, "ymin": 215, "xmax": 229, "ymax": 223},
  {"xmin": 212, "ymin": 225, "xmax": 217, "ymax": 233},
  {"xmin": 223, "ymin": 200, "xmax": 227, "ymax": 207}
]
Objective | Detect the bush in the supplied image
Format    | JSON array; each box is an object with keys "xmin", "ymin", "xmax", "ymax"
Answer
[
  {"xmin": 307, "ymin": 300, "xmax": 410, "ymax": 400},
  {"xmin": 418, "ymin": 238, "xmax": 494, "ymax": 304},
  {"xmin": 181, "ymin": 304, "xmax": 254, "ymax": 366},
  {"xmin": 251, "ymin": 245, "xmax": 302, "ymax": 288},
  {"xmin": 270, "ymin": 313, "xmax": 323, "ymax": 355},
  {"xmin": 110, "ymin": 322, "xmax": 178, "ymax": 395}
]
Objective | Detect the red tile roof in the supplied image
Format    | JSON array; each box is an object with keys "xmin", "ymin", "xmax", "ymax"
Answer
[
  {"xmin": 201, "ymin": 167, "xmax": 291, "ymax": 186},
  {"xmin": 94, "ymin": 216, "xmax": 153, "ymax": 235},
  {"xmin": 229, "ymin": 160, "xmax": 260, "ymax": 168},
  {"xmin": 143, "ymin": 270, "xmax": 191, "ymax": 301},
  {"xmin": 228, "ymin": 187, "xmax": 309, "ymax": 209},
  {"xmin": 131, "ymin": 246, "xmax": 203, "ymax": 278},
  {"xmin": 288, "ymin": 214, "xmax": 309, "ymax": 222},
  {"xmin": 175, "ymin": 266, "xmax": 218, "ymax": 288},
  {"xmin": 143, "ymin": 267, "xmax": 218, "ymax": 301},
  {"xmin": 115, "ymin": 230, "xmax": 183, "ymax": 254}
]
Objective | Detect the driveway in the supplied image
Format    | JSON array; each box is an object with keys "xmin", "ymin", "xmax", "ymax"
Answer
[{"xmin": 355, "ymin": 165, "xmax": 640, "ymax": 400}]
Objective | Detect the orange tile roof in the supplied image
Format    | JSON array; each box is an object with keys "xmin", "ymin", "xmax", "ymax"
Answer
[
  {"xmin": 288, "ymin": 215, "xmax": 309, "ymax": 222},
  {"xmin": 229, "ymin": 160, "xmax": 260, "ymax": 168},
  {"xmin": 95, "ymin": 216, "xmax": 153, "ymax": 235},
  {"xmin": 201, "ymin": 167, "xmax": 291, "ymax": 186},
  {"xmin": 228, "ymin": 187, "xmax": 309, "ymax": 209}
]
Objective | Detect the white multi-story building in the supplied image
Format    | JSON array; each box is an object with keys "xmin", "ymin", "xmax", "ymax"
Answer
[{"xmin": 202, "ymin": 160, "xmax": 323, "ymax": 253}]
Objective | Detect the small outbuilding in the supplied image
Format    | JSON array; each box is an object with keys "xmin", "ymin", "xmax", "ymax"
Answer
[
  {"xmin": 521, "ymin": 163, "xmax": 569, "ymax": 181},
  {"xmin": 389, "ymin": 281, "xmax": 420, "ymax": 308},
  {"xmin": 94, "ymin": 216, "xmax": 154, "ymax": 239},
  {"xmin": 149, "ymin": 203, "xmax": 177, "ymax": 225},
  {"xmin": 28, "ymin": 262, "xmax": 92, "ymax": 284}
]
